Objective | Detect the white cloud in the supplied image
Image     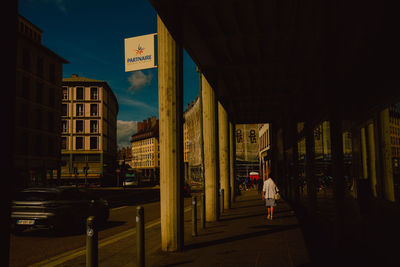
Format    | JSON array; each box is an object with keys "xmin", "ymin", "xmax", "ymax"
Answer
[
  {"xmin": 117, "ymin": 120, "xmax": 137, "ymax": 148},
  {"xmin": 127, "ymin": 70, "xmax": 153, "ymax": 94},
  {"xmin": 55, "ymin": 0, "xmax": 67, "ymax": 14},
  {"xmin": 119, "ymin": 97, "xmax": 158, "ymax": 114}
]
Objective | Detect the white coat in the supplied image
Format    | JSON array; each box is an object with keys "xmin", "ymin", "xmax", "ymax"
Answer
[{"xmin": 262, "ymin": 178, "xmax": 278, "ymax": 199}]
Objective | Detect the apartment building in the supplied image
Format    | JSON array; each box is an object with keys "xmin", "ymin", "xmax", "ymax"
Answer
[
  {"xmin": 183, "ymin": 97, "xmax": 203, "ymax": 185},
  {"xmin": 15, "ymin": 15, "xmax": 68, "ymax": 188},
  {"xmin": 130, "ymin": 117, "xmax": 159, "ymax": 182},
  {"xmin": 235, "ymin": 124, "xmax": 259, "ymax": 179},
  {"xmin": 258, "ymin": 123, "xmax": 270, "ymax": 180},
  {"xmin": 61, "ymin": 74, "xmax": 118, "ymax": 185}
]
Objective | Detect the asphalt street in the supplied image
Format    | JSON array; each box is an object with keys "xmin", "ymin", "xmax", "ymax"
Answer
[{"xmin": 9, "ymin": 188, "xmax": 192, "ymax": 267}]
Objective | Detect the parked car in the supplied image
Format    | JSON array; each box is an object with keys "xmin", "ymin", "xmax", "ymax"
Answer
[{"xmin": 11, "ymin": 186, "xmax": 109, "ymax": 233}]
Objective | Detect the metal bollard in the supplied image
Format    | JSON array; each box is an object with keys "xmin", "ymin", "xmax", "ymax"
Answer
[
  {"xmin": 192, "ymin": 196, "xmax": 197, "ymax": 236},
  {"xmin": 221, "ymin": 189, "xmax": 224, "ymax": 213},
  {"xmin": 86, "ymin": 216, "xmax": 98, "ymax": 267},
  {"xmin": 136, "ymin": 206, "xmax": 145, "ymax": 267},
  {"xmin": 201, "ymin": 193, "xmax": 206, "ymax": 229}
]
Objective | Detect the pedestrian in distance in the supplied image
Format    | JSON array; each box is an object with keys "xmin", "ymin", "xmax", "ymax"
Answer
[{"xmin": 262, "ymin": 176, "xmax": 279, "ymax": 220}]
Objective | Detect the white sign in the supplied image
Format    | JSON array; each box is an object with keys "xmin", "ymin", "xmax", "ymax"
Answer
[{"xmin": 124, "ymin": 33, "xmax": 156, "ymax": 72}]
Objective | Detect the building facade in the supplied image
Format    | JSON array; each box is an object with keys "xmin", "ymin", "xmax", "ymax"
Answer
[
  {"xmin": 183, "ymin": 97, "xmax": 203, "ymax": 186},
  {"xmin": 258, "ymin": 123, "xmax": 270, "ymax": 180},
  {"xmin": 15, "ymin": 15, "xmax": 68, "ymax": 188},
  {"xmin": 130, "ymin": 117, "xmax": 159, "ymax": 183},
  {"xmin": 235, "ymin": 124, "xmax": 259, "ymax": 179},
  {"xmin": 61, "ymin": 74, "xmax": 118, "ymax": 185}
]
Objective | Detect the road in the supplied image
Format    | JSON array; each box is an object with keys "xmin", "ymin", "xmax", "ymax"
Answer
[{"xmin": 9, "ymin": 193, "xmax": 193, "ymax": 267}]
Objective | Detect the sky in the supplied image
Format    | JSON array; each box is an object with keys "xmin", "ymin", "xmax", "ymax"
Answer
[{"xmin": 18, "ymin": 0, "xmax": 200, "ymax": 148}]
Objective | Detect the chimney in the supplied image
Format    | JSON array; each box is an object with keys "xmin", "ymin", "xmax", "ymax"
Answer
[{"xmin": 137, "ymin": 122, "xmax": 142, "ymax": 133}]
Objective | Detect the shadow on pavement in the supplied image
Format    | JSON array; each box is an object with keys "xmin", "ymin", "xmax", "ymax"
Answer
[
  {"xmin": 183, "ymin": 223, "xmax": 300, "ymax": 251},
  {"xmin": 159, "ymin": 260, "xmax": 194, "ymax": 266},
  {"xmin": 219, "ymin": 212, "xmax": 266, "ymax": 222}
]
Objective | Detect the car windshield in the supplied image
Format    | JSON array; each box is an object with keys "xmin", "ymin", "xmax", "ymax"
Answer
[{"xmin": 15, "ymin": 191, "xmax": 59, "ymax": 201}]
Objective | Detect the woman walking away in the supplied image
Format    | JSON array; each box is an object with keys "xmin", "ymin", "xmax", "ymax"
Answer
[{"xmin": 262, "ymin": 177, "xmax": 279, "ymax": 220}]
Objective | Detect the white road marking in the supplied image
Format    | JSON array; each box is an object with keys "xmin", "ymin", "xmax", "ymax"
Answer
[
  {"xmin": 111, "ymin": 205, "xmax": 128, "ymax": 211},
  {"xmin": 30, "ymin": 206, "xmax": 193, "ymax": 267}
]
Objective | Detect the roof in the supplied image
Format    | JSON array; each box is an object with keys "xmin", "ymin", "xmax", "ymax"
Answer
[
  {"xmin": 130, "ymin": 122, "xmax": 159, "ymax": 143},
  {"xmin": 62, "ymin": 76, "xmax": 105, "ymax": 83},
  {"xmin": 149, "ymin": 0, "xmax": 400, "ymax": 124}
]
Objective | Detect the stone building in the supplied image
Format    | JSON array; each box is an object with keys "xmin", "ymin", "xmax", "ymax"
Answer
[
  {"xmin": 183, "ymin": 97, "xmax": 203, "ymax": 186},
  {"xmin": 130, "ymin": 117, "xmax": 159, "ymax": 183},
  {"xmin": 61, "ymin": 74, "xmax": 118, "ymax": 185},
  {"xmin": 15, "ymin": 15, "xmax": 68, "ymax": 188}
]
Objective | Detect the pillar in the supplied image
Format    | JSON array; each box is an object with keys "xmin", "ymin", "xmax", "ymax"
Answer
[
  {"xmin": 330, "ymin": 119, "xmax": 345, "ymax": 212},
  {"xmin": 202, "ymin": 75, "xmax": 218, "ymax": 222},
  {"xmin": 360, "ymin": 127, "xmax": 368, "ymax": 180},
  {"xmin": 305, "ymin": 121, "xmax": 316, "ymax": 212},
  {"xmin": 218, "ymin": 102, "xmax": 230, "ymax": 210},
  {"xmin": 367, "ymin": 123, "xmax": 378, "ymax": 197},
  {"xmin": 229, "ymin": 122, "xmax": 235, "ymax": 204},
  {"xmin": 157, "ymin": 15, "xmax": 184, "ymax": 252},
  {"xmin": 380, "ymin": 108, "xmax": 395, "ymax": 201}
]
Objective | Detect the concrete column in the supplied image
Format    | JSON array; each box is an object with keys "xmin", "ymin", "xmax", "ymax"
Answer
[
  {"xmin": 367, "ymin": 123, "xmax": 377, "ymax": 197},
  {"xmin": 360, "ymin": 127, "xmax": 368, "ymax": 179},
  {"xmin": 380, "ymin": 108, "xmax": 395, "ymax": 201},
  {"xmin": 202, "ymin": 75, "xmax": 218, "ymax": 222},
  {"xmin": 330, "ymin": 119, "xmax": 345, "ymax": 211},
  {"xmin": 330, "ymin": 118, "xmax": 345, "ymax": 247},
  {"xmin": 157, "ymin": 15, "xmax": 184, "ymax": 252},
  {"xmin": 229, "ymin": 122, "xmax": 235, "ymax": 204},
  {"xmin": 305, "ymin": 121, "xmax": 316, "ymax": 212},
  {"xmin": 218, "ymin": 102, "xmax": 230, "ymax": 210}
]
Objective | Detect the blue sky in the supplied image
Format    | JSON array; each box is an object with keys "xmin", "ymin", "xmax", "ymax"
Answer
[{"xmin": 19, "ymin": 0, "xmax": 200, "ymax": 147}]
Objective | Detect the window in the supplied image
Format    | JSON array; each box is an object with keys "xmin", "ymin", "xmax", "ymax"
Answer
[
  {"xmin": 76, "ymin": 87, "xmax": 84, "ymax": 100},
  {"xmin": 62, "ymin": 104, "xmax": 68, "ymax": 116},
  {"xmin": 22, "ymin": 76, "xmax": 30, "ymax": 99},
  {"xmin": 90, "ymin": 137, "xmax": 98, "ymax": 150},
  {"xmin": 62, "ymin": 120, "xmax": 68, "ymax": 133},
  {"xmin": 76, "ymin": 104, "xmax": 84, "ymax": 116},
  {"xmin": 48, "ymin": 137, "xmax": 54, "ymax": 155},
  {"xmin": 20, "ymin": 105, "xmax": 29, "ymax": 127},
  {"xmin": 22, "ymin": 47, "xmax": 30, "ymax": 69},
  {"xmin": 49, "ymin": 64, "xmax": 55, "ymax": 83},
  {"xmin": 90, "ymin": 104, "xmax": 98, "ymax": 116},
  {"xmin": 48, "ymin": 88, "xmax": 55, "ymax": 107},
  {"xmin": 48, "ymin": 112, "xmax": 54, "ymax": 131},
  {"xmin": 90, "ymin": 87, "xmax": 98, "ymax": 100},
  {"xmin": 20, "ymin": 132, "xmax": 29, "ymax": 154},
  {"xmin": 90, "ymin": 120, "xmax": 98, "ymax": 133},
  {"xmin": 36, "ymin": 82, "xmax": 43, "ymax": 104},
  {"xmin": 35, "ymin": 135, "xmax": 42, "ymax": 155},
  {"xmin": 36, "ymin": 109, "xmax": 42, "ymax": 130},
  {"xmin": 76, "ymin": 137, "xmax": 84, "ymax": 149},
  {"xmin": 62, "ymin": 87, "xmax": 68, "ymax": 100},
  {"xmin": 76, "ymin": 120, "xmax": 84, "ymax": 133},
  {"xmin": 61, "ymin": 137, "xmax": 67, "ymax": 149},
  {"xmin": 37, "ymin": 57, "xmax": 44, "ymax": 77}
]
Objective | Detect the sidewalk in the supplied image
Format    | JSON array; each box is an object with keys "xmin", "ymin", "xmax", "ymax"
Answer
[
  {"xmin": 149, "ymin": 190, "xmax": 309, "ymax": 267},
  {"xmin": 61, "ymin": 190, "xmax": 309, "ymax": 266}
]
